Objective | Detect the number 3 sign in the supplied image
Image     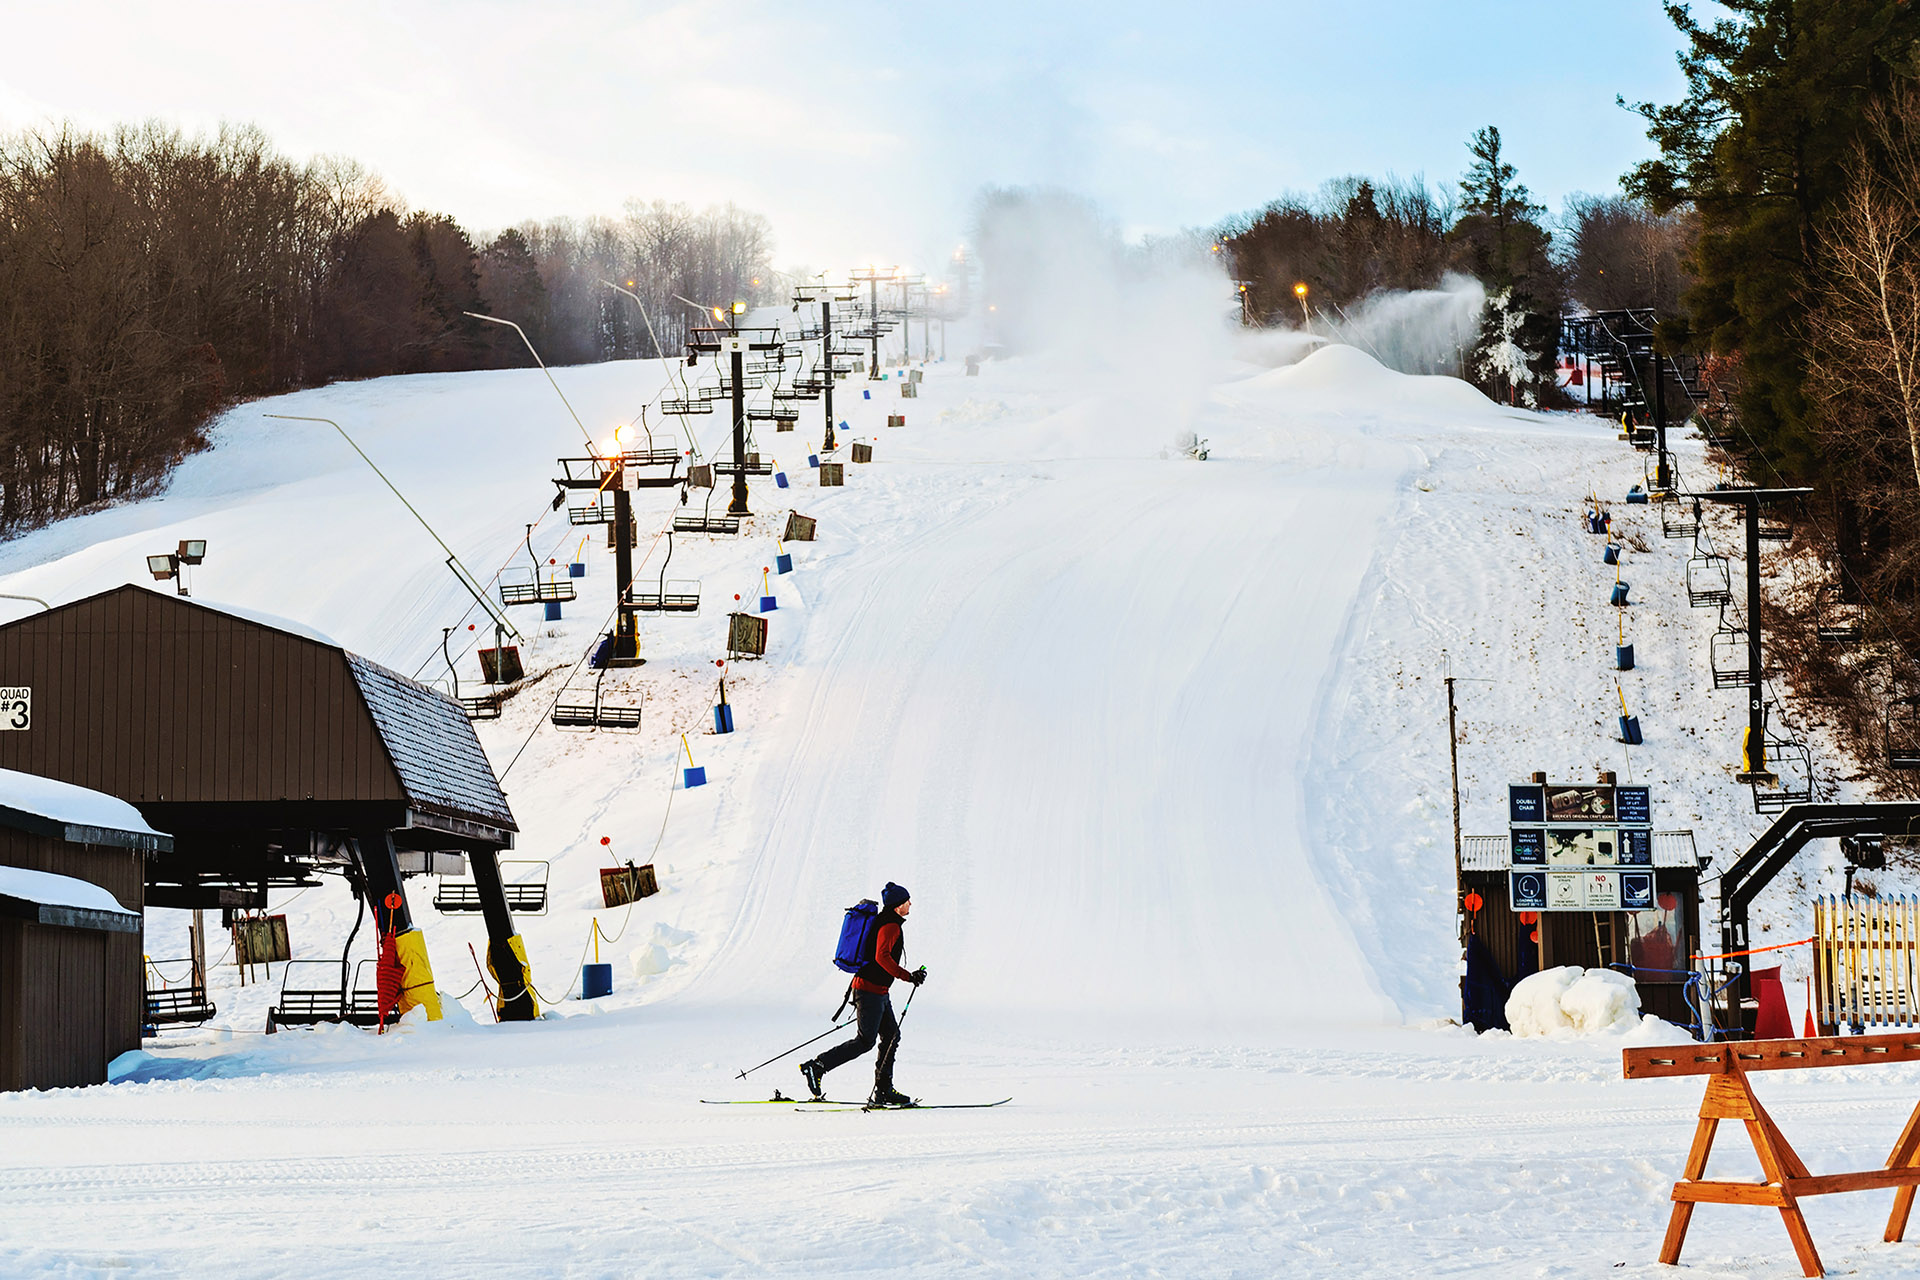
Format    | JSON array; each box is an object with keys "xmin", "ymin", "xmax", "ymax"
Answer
[{"xmin": 0, "ymin": 687, "xmax": 29, "ymax": 731}]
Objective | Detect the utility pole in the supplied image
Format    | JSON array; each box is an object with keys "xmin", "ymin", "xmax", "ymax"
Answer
[
  {"xmin": 1444, "ymin": 671, "xmax": 1464, "ymax": 949},
  {"xmin": 821, "ymin": 295, "xmax": 836, "ymax": 452},
  {"xmin": 1653, "ymin": 344, "xmax": 1672, "ymax": 491},
  {"xmin": 727, "ymin": 317, "xmax": 750, "ymax": 517}
]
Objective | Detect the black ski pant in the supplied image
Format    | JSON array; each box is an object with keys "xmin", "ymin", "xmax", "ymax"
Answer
[{"xmin": 814, "ymin": 988, "xmax": 898, "ymax": 1092}]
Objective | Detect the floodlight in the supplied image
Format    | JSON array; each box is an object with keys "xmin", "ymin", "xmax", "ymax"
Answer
[
  {"xmin": 1293, "ymin": 282, "xmax": 1308, "ymax": 298},
  {"xmin": 147, "ymin": 555, "xmax": 177, "ymax": 581},
  {"xmin": 732, "ymin": 301, "xmax": 746, "ymax": 315},
  {"xmin": 176, "ymin": 539, "xmax": 207, "ymax": 564}
]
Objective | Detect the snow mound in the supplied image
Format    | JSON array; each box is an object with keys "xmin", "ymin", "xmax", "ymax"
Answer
[
  {"xmin": 1506, "ymin": 966, "xmax": 1686, "ymax": 1041},
  {"xmin": 1246, "ymin": 343, "xmax": 1502, "ymax": 417}
]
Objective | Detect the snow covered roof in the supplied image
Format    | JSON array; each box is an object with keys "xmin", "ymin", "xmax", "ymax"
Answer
[
  {"xmin": 345, "ymin": 655, "xmax": 515, "ymax": 831},
  {"xmin": 0, "ymin": 767, "xmax": 171, "ymax": 853},
  {"xmin": 181, "ymin": 595, "xmax": 337, "ymax": 646},
  {"xmin": 0, "ymin": 865, "xmax": 141, "ymax": 933}
]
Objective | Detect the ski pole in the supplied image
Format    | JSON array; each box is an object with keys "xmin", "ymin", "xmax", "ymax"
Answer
[
  {"xmin": 735, "ymin": 1018, "xmax": 854, "ymax": 1081},
  {"xmin": 896, "ymin": 975, "xmax": 922, "ymax": 1031}
]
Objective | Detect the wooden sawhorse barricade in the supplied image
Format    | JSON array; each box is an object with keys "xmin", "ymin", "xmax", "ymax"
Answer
[{"xmin": 1625, "ymin": 1034, "xmax": 1920, "ymax": 1277}]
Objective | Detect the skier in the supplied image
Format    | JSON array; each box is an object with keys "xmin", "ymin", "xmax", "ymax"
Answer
[{"xmin": 802, "ymin": 881, "xmax": 926, "ymax": 1106}]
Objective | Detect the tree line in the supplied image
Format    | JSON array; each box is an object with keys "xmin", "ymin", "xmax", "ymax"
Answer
[
  {"xmin": 0, "ymin": 121, "xmax": 777, "ymax": 537},
  {"xmin": 1217, "ymin": 133, "xmax": 1695, "ymax": 406}
]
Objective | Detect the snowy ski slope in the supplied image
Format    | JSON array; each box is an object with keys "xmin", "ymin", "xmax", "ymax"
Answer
[{"xmin": 0, "ymin": 340, "xmax": 1915, "ymax": 1278}]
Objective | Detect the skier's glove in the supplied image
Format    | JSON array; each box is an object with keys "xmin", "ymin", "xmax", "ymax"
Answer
[{"xmin": 908, "ymin": 966, "xmax": 928, "ymax": 986}]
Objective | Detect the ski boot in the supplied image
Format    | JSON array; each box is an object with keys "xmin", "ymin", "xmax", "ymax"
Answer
[
  {"xmin": 868, "ymin": 1085, "xmax": 916, "ymax": 1108},
  {"xmin": 800, "ymin": 1060, "xmax": 825, "ymax": 1101}
]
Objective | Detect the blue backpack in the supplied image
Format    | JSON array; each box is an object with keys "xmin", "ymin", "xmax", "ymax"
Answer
[{"xmin": 833, "ymin": 899, "xmax": 880, "ymax": 974}]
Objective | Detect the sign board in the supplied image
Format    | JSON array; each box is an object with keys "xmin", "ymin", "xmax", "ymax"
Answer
[
  {"xmin": 1513, "ymin": 869, "xmax": 1640, "ymax": 912},
  {"xmin": 0, "ymin": 686, "xmax": 28, "ymax": 731},
  {"xmin": 1504, "ymin": 779, "xmax": 1655, "ymax": 907}
]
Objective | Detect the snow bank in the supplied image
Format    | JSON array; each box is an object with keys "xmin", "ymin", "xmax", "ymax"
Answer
[
  {"xmin": 1505, "ymin": 966, "xmax": 1685, "ymax": 1041},
  {"xmin": 0, "ymin": 766, "xmax": 162, "ymax": 839},
  {"xmin": 1245, "ymin": 343, "xmax": 1503, "ymax": 418}
]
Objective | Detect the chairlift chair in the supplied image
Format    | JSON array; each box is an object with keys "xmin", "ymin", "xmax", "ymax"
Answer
[
  {"xmin": 499, "ymin": 569, "xmax": 578, "ymax": 607},
  {"xmin": 1750, "ymin": 735, "xmax": 1816, "ymax": 813},
  {"xmin": 1816, "ymin": 586, "xmax": 1864, "ymax": 645},
  {"xmin": 1663, "ymin": 498, "xmax": 1702, "ymax": 540},
  {"xmin": 432, "ymin": 860, "xmax": 552, "ymax": 914},
  {"xmin": 268, "ymin": 959, "xmax": 383, "ymax": 1029},
  {"xmin": 551, "ymin": 663, "xmax": 643, "ymax": 732},
  {"xmin": 1888, "ymin": 694, "xmax": 1920, "ymax": 770},
  {"xmin": 1710, "ymin": 613, "xmax": 1751, "ymax": 690},
  {"xmin": 1758, "ymin": 518, "xmax": 1793, "ymax": 543},
  {"xmin": 568, "ymin": 503, "xmax": 611, "ymax": 526},
  {"xmin": 626, "ymin": 580, "xmax": 701, "ymax": 613},
  {"xmin": 1685, "ymin": 552, "xmax": 1733, "ymax": 607}
]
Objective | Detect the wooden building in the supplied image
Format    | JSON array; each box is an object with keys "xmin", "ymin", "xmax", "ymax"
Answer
[
  {"xmin": 0, "ymin": 768, "xmax": 168, "ymax": 1090},
  {"xmin": 0, "ymin": 585, "xmax": 537, "ymax": 1021},
  {"xmin": 1463, "ymin": 831, "xmax": 1704, "ymax": 1031}
]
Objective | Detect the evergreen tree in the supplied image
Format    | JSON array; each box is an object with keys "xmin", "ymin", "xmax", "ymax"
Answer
[
  {"xmin": 1624, "ymin": 0, "xmax": 1920, "ymax": 477},
  {"xmin": 1450, "ymin": 127, "xmax": 1563, "ymax": 402}
]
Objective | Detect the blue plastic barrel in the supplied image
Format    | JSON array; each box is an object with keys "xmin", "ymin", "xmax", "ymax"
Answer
[
  {"xmin": 684, "ymin": 765, "xmax": 707, "ymax": 788},
  {"xmin": 545, "ymin": 600, "xmax": 563, "ymax": 621},
  {"xmin": 759, "ymin": 594, "xmax": 777, "ymax": 612},
  {"xmin": 808, "ymin": 454, "xmax": 820, "ymax": 468},
  {"xmin": 776, "ymin": 553, "xmax": 793, "ymax": 574},
  {"xmin": 1603, "ymin": 544, "xmax": 1620, "ymax": 565},
  {"xmin": 1619, "ymin": 715, "xmax": 1642, "ymax": 745},
  {"xmin": 775, "ymin": 472, "xmax": 789, "ymax": 489},
  {"xmin": 1617, "ymin": 643, "xmax": 1635, "ymax": 671},
  {"xmin": 1611, "ymin": 582, "xmax": 1630, "ymax": 606},
  {"xmin": 713, "ymin": 704, "xmax": 734, "ymax": 734},
  {"xmin": 582, "ymin": 963, "xmax": 613, "ymax": 1000},
  {"xmin": 863, "ymin": 389, "xmax": 871, "ymax": 400},
  {"xmin": 1627, "ymin": 489, "xmax": 1649, "ymax": 505},
  {"xmin": 568, "ymin": 562, "xmax": 586, "ymax": 578}
]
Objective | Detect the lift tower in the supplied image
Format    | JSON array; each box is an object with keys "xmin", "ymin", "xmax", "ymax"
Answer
[{"xmin": 1695, "ymin": 486, "xmax": 1813, "ymax": 783}]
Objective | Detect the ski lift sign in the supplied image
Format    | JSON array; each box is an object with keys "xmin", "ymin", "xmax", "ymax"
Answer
[
  {"xmin": 1511, "ymin": 868, "xmax": 1655, "ymax": 913},
  {"xmin": 0, "ymin": 687, "xmax": 27, "ymax": 731},
  {"xmin": 1507, "ymin": 780, "xmax": 1655, "ymax": 911}
]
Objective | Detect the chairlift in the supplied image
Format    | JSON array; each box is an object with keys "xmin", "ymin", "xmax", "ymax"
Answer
[
  {"xmin": 1685, "ymin": 551, "xmax": 1732, "ymax": 607},
  {"xmin": 1888, "ymin": 694, "xmax": 1920, "ymax": 770},
  {"xmin": 1662, "ymin": 497, "xmax": 1702, "ymax": 540},
  {"xmin": 1758, "ymin": 518, "xmax": 1793, "ymax": 543},
  {"xmin": 433, "ymin": 860, "xmax": 552, "ymax": 914},
  {"xmin": 660, "ymin": 398, "xmax": 715, "ymax": 415},
  {"xmin": 499, "ymin": 568, "xmax": 577, "ymax": 607},
  {"xmin": 568, "ymin": 502, "xmax": 611, "ymax": 526},
  {"xmin": 144, "ymin": 958, "xmax": 215, "ymax": 1028},
  {"xmin": 551, "ymin": 663, "xmax": 643, "ymax": 733},
  {"xmin": 625, "ymin": 528, "xmax": 700, "ymax": 612},
  {"xmin": 673, "ymin": 482, "xmax": 740, "ymax": 535},
  {"xmin": 1750, "ymin": 733, "xmax": 1816, "ymax": 814},
  {"xmin": 268, "ymin": 959, "xmax": 383, "ymax": 1030},
  {"xmin": 1815, "ymin": 586, "xmax": 1864, "ymax": 645},
  {"xmin": 713, "ymin": 454, "xmax": 775, "ymax": 477},
  {"xmin": 436, "ymin": 630, "xmax": 502, "ymax": 719},
  {"xmin": 1710, "ymin": 610, "xmax": 1751, "ymax": 690}
]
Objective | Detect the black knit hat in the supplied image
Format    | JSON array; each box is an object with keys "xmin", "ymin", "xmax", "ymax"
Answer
[{"xmin": 882, "ymin": 881, "xmax": 911, "ymax": 910}]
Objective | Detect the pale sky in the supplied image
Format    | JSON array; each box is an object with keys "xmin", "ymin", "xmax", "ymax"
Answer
[{"xmin": 0, "ymin": 1, "xmax": 1700, "ymax": 280}]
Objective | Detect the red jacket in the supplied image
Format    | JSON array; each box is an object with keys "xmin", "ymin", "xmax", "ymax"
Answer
[{"xmin": 852, "ymin": 911, "xmax": 914, "ymax": 993}]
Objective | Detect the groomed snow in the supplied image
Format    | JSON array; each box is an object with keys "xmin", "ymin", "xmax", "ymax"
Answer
[{"xmin": 0, "ymin": 335, "xmax": 1904, "ymax": 1277}]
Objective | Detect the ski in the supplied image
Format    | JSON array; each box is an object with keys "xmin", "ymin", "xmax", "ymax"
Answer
[
  {"xmin": 702, "ymin": 1091, "xmax": 860, "ymax": 1105},
  {"xmin": 798, "ymin": 1097, "xmax": 1013, "ymax": 1112}
]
